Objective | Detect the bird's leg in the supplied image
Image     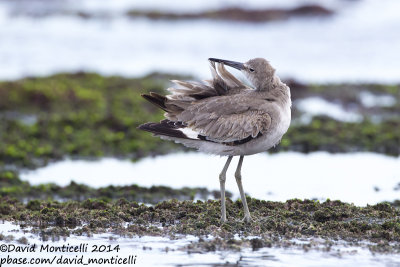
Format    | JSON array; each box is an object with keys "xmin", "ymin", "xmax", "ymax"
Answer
[
  {"xmin": 219, "ymin": 156, "xmax": 233, "ymax": 223},
  {"xmin": 235, "ymin": 156, "xmax": 251, "ymax": 222}
]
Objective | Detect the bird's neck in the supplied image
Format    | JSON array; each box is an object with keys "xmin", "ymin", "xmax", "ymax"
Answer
[
  {"xmin": 258, "ymin": 75, "xmax": 291, "ymax": 106},
  {"xmin": 258, "ymin": 75, "xmax": 280, "ymax": 90}
]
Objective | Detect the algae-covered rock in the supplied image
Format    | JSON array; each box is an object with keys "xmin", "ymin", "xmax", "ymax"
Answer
[
  {"xmin": 2, "ymin": 197, "xmax": 400, "ymax": 246},
  {"xmin": 0, "ymin": 73, "xmax": 399, "ymax": 171}
]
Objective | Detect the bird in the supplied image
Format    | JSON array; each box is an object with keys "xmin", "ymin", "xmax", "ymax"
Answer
[{"xmin": 138, "ymin": 58, "xmax": 291, "ymax": 223}]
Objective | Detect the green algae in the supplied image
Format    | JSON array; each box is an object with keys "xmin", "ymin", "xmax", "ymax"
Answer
[
  {"xmin": 277, "ymin": 116, "xmax": 400, "ymax": 155},
  {"xmin": 1, "ymin": 197, "xmax": 400, "ymax": 251},
  {"xmin": 0, "ymin": 72, "xmax": 188, "ymax": 168},
  {"xmin": 0, "ymin": 170, "xmax": 228, "ymax": 204}
]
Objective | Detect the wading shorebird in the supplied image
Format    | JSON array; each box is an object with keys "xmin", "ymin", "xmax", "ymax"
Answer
[{"xmin": 138, "ymin": 58, "xmax": 291, "ymax": 222}]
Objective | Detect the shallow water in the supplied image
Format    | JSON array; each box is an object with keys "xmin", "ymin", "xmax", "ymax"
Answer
[
  {"xmin": 1, "ymin": 221, "xmax": 400, "ymax": 267},
  {"xmin": 296, "ymin": 92, "xmax": 397, "ymax": 123},
  {"xmin": 296, "ymin": 97, "xmax": 363, "ymax": 123},
  {"xmin": 20, "ymin": 152, "xmax": 400, "ymax": 206},
  {"xmin": 0, "ymin": 0, "xmax": 399, "ymax": 82},
  {"xmin": 359, "ymin": 91, "xmax": 397, "ymax": 108}
]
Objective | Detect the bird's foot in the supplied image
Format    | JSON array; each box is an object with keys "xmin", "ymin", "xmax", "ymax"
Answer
[
  {"xmin": 220, "ymin": 216, "xmax": 227, "ymax": 223},
  {"xmin": 242, "ymin": 215, "xmax": 252, "ymax": 223}
]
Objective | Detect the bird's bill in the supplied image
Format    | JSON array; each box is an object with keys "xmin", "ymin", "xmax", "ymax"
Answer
[{"xmin": 208, "ymin": 58, "xmax": 244, "ymax": 70}]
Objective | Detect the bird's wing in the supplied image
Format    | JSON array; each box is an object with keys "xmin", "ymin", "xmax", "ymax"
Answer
[
  {"xmin": 167, "ymin": 80, "xmax": 217, "ymax": 100},
  {"xmin": 167, "ymin": 62, "xmax": 251, "ymax": 101},
  {"xmin": 206, "ymin": 61, "xmax": 252, "ymax": 95},
  {"xmin": 177, "ymin": 95, "xmax": 271, "ymax": 143}
]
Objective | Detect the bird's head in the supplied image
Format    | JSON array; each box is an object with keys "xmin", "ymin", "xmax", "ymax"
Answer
[{"xmin": 208, "ymin": 57, "xmax": 276, "ymax": 90}]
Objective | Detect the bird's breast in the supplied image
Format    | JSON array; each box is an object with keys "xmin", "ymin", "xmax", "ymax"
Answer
[
  {"xmin": 237, "ymin": 103, "xmax": 291, "ymax": 156},
  {"xmin": 276, "ymin": 102, "xmax": 292, "ymax": 137}
]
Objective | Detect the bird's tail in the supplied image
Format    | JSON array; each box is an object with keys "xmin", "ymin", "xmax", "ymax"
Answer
[
  {"xmin": 141, "ymin": 92, "xmax": 169, "ymax": 112},
  {"xmin": 137, "ymin": 119, "xmax": 192, "ymax": 140}
]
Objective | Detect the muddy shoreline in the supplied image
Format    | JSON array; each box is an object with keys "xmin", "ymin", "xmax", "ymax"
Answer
[{"xmin": 127, "ymin": 5, "xmax": 333, "ymax": 23}]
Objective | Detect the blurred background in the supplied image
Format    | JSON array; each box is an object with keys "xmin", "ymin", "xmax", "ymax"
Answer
[
  {"xmin": 0, "ymin": 0, "xmax": 399, "ymax": 204},
  {"xmin": 1, "ymin": 0, "xmax": 400, "ymax": 82}
]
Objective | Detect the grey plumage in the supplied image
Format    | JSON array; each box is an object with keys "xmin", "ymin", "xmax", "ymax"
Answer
[{"xmin": 138, "ymin": 58, "xmax": 292, "ymax": 222}]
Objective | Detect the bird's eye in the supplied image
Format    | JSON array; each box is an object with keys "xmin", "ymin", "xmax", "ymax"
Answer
[{"xmin": 249, "ymin": 68, "xmax": 255, "ymax": 72}]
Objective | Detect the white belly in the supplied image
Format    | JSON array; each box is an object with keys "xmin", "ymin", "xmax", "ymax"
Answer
[{"xmin": 239, "ymin": 104, "xmax": 292, "ymax": 155}]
